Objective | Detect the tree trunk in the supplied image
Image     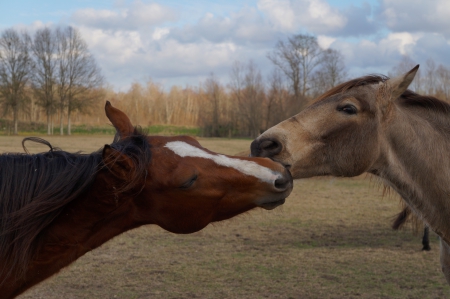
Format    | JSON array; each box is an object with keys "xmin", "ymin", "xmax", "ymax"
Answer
[
  {"xmin": 47, "ymin": 110, "xmax": 51, "ymax": 135},
  {"xmin": 67, "ymin": 108, "xmax": 71, "ymax": 135},
  {"xmin": 60, "ymin": 102, "xmax": 64, "ymax": 135},
  {"xmin": 13, "ymin": 106, "xmax": 18, "ymax": 135}
]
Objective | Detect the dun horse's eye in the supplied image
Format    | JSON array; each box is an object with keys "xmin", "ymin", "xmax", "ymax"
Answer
[
  {"xmin": 180, "ymin": 174, "xmax": 198, "ymax": 189},
  {"xmin": 338, "ymin": 104, "xmax": 357, "ymax": 115}
]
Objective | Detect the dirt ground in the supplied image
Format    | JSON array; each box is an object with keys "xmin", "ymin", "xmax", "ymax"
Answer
[{"xmin": 1, "ymin": 135, "xmax": 448, "ymax": 299}]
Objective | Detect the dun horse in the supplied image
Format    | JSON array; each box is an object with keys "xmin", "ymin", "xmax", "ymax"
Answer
[
  {"xmin": 251, "ymin": 65, "xmax": 450, "ymax": 283},
  {"xmin": 1, "ymin": 102, "xmax": 292, "ymax": 298}
]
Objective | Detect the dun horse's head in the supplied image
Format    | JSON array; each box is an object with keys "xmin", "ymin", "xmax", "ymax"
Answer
[
  {"xmin": 103, "ymin": 102, "xmax": 293, "ymax": 234},
  {"xmin": 251, "ymin": 66, "xmax": 419, "ymax": 179}
]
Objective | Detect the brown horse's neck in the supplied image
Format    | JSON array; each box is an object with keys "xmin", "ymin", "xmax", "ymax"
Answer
[
  {"xmin": 2, "ymin": 171, "xmax": 145, "ymax": 299},
  {"xmin": 372, "ymin": 105, "xmax": 450, "ymax": 243}
]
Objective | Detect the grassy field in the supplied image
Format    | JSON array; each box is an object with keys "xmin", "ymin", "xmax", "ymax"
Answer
[
  {"xmin": 1, "ymin": 135, "xmax": 448, "ymax": 298},
  {"xmin": 0, "ymin": 120, "xmax": 201, "ymax": 136}
]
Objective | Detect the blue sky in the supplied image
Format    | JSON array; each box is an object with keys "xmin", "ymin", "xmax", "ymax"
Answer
[{"xmin": 0, "ymin": 0, "xmax": 448, "ymax": 90}]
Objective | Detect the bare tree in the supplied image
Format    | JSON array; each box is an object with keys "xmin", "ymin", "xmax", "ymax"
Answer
[
  {"xmin": 267, "ymin": 34, "xmax": 323, "ymax": 110},
  {"xmin": 0, "ymin": 28, "xmax": 33, "ymax": 134},
  {"xmin": 230, "ymin": 60, "xmax": 265, "ymax": 137},
  {"xmin": 205, "ymin": 73, "xmax": 221, "ymax": 136},
  {"xmin": 55, "ymin": 26, "xmax": 68, "ymax": 135},
  {"xmin": 266, "ymin": 68, "xmax": 291, "ymax": 128},
  {"xmin": 311, "ymin": 48, "xmax": 347, "ymax": 97},
  {"xmin": 31, "ymin": 27, "xmax": 57, "ymax": 135},
  {"xmin": 199, "ymin": 73, "xmax": 231, "ymax": 137},
  {"xmin": 436, "ymin": 64, "xmax": 450, "ymax": 101},
  {"xmin": 425, "ymin": 58, "xmax": 437, "ymax": 95},
  {"xmin": 56, "ymin": 26, "xmax": 103, "ymax": 135}
]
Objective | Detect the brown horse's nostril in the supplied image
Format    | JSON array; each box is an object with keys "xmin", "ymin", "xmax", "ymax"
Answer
[
  {"xmin": 274, "ymin": 176, "xmax": 290, "ymax": 190},
  {"xmin": 250, "ymin": 138, "xmax": 282, "ymax": 158}
]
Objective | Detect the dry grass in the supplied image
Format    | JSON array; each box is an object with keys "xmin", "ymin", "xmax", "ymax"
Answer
[{"xmin": 0, "ymin": 135, "xmax": 448, "ymax": 299}]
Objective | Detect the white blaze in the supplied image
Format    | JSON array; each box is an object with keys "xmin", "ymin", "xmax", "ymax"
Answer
[{"xmin": 165, "ymin": 141, "xmax": 280, "ymax": 184}]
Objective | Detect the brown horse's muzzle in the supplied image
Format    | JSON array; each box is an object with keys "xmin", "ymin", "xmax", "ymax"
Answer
[{"xmin": 256, "ymin": 166, "xmax": 293, "ymax": 210}]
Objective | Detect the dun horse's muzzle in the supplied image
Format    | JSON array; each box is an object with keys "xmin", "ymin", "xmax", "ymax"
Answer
[{"xmin": 251, "ymin": 137, "xmax": 283, "ymax": 159}]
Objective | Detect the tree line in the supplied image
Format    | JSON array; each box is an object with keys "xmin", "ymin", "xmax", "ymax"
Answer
[
  {"xmin": 0, "ymin": 26, "xmax": 103, "ymax": 135},
  {"xmin": 106, "ymin": 34, "xmax": 348, "ymax": 138},
  {"xmin": 2, "ymin": 28, "xmax": 450, "ymax": 138},
  {"xmin": 0, "ymin": 30, "xmax": 349, "ymax": 137}
]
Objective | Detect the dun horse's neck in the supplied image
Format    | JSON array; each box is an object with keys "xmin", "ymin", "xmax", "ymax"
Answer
[
  {"xmin": 3, "ymin": 172, "xmax": 142, "ymax": 299},
  {"xmin": 374, "ymin": 105, "xmax": 450, "ymax": 242}
]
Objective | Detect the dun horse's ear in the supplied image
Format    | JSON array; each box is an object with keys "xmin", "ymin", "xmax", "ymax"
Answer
[
  {"xmin": 102, "ymin": 145, "xmax": 134, "ymax": 180},
  {"xmin": 388, "ymin": 65, "xmax": 419, "ymax": 100},
  {"xmin": 105, "ymin": 101, "xmax": 135, "ymax": 139}
]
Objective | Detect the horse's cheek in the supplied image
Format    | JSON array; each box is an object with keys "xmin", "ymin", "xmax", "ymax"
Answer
[
  {"xmin": 329, "ymin": 124, "xmax": 379, "ymax": 176},
  {"xmin": 146, "ymin": 192, "xmax": 216, "ymax": 234}
]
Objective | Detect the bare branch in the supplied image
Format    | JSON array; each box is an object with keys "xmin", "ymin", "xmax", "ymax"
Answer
[{"xmin": 0, "ymin": 28, "xmax": 33, "ymax": 134}]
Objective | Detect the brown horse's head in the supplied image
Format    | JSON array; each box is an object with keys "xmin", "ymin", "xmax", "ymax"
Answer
[
  {"xmin": 250, "ymin": 66, "xmax": 419, "ymax": 179},
  {"xmin": 104, "ymin": 102, "xmax": 293, "ymax": 234}
]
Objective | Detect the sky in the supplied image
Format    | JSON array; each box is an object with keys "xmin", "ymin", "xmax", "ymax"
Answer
[{"xmin": 0, "ymin": 0, "xmax": 449, "ymax": 91}]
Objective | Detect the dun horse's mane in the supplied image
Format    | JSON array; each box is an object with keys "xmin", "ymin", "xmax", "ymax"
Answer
[
  {"xmin": 315, "ymin": 74, "xmax": 450, "ymax": 114},
  {"xmin": 398, "ymin": 90, "xmax": 450, "ymax": 114},
  {"xmin": 313, "ymin": 75, "xmax": 389, "ymax": 103},
  {"xmin": 0, "ymin": 128, "xmax": 151, "ymax": 284}
]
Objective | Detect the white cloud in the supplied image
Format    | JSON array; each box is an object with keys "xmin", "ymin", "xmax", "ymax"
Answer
[
  {"xmin": 317, "ymin": 35, "xmax": 336, "ymax": 49},
  {"xmin": 307, "ymin": 0, "xmax": 347, "ymax": 29},
  {"xmin": 59, "ymin": 0, "xmax": 450, "ymax": 90},
  {"xmin": 329, "ymin": 31, "xmax": 450, "ymax": 78},
  {"xmin": 257, "ymin": 0, "xmax": 296, "ymax": 31},
  {"xmin": 380, "ymin": 0, "xmax": 450, "ymax": 37},
  {"xmin": 77, "ymin": 25, "xmax": 246, "ymax": 89},
  {"xmin": 168, "ymin": 7, "xmax": 276, "ymax": 45},
  {"xmin": 152, "ymin": 27, "xmax": 169, "ymax": 40},
  {"xmin": 258, "ymin": 0, "xmax": 346, "ymax": 34},
  {"xmin": 72, "ymin": 2, "xmax": 177, "ymax": 31},
  {"xmin": 68, "ymin": 3, "xmax": 283, "ymax": 90},
  {"xmin": 79, "ymin": 27, "xmax": 144, "ymax": 64},
  {"xmin": 382, "ymin": 32, "xmax": 421, "ymax": 55}
]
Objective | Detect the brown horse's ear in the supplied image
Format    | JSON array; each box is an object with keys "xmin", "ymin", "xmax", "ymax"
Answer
[
  {"xmin": 388, "ymin": 64, "xmax": 419, "ymax": 100},
  {"xmin": 102, "ymin": 144, "xmax": 134, "ymax": 180},
  {"xmin": 105, "ymin": 101, "xmax": 135, "ymax": 139}
]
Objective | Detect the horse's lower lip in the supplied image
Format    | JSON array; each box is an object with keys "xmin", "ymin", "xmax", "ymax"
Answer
[{"xmin": 259, "ymin": 198, "xmax": 285, "ymax": 210}]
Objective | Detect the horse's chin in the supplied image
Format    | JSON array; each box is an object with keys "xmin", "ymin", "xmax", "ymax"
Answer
[
  {"xmin": 159, "ymin": 223, "xmax": 209, "ymax": 234},
  {"xmin": 258, "ymin": 198, "xmax": 285, "ymax": 210}
]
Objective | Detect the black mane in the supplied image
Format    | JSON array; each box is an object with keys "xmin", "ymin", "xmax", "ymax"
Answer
[{"xmin": 0, "ymin": 129, "xmax": 151, "ymax": 284}]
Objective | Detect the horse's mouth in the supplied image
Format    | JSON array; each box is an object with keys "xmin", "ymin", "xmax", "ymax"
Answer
[{"xmin": 259, "ymin": 198, "xmax": 285, "ymax": 210}]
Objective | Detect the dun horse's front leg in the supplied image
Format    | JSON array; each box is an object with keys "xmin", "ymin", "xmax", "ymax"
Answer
[{"xmin": 440, "ymin": 239, "xmax": 450, "ymax": 284}]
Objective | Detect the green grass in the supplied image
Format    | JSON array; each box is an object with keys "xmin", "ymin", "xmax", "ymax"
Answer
[
  {"xmin": 69, "ymin": 124, "xmax": 201, "ymax": 135},
  {"xmin": 7, "ymin": 137, "xmax": 450, "ymax": 299},
  {"xmin": 0, "ymin": 121, "xmax": 201, "ymax": 136}
]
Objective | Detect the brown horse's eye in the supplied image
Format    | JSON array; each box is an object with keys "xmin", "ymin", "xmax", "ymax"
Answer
[
  {"xmin": 338, "ymin": 104, "xmax": 357, "ymax": 115},
  {"xmin": 180, "ymin": 174, "xmax": 198, "ymax": 189}
]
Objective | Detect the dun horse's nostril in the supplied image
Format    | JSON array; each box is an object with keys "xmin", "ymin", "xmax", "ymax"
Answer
[
  {"xmin": 260, "ymin": 140, "xmax": 277, "ymax": 151},
  {"xmin": 250, "ymin": 139, "xmax": 261, "ymax": 157},
  {"xmin": 251, "ymin": 138, "xmax": 282, "ymax": 158},
  {"xmin": 253, "ymin": 138, "xmax": 282, "ymax": 158}
]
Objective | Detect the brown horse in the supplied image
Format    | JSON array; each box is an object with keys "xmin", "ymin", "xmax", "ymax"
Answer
[
  {"xmin": 1, "ymin": 102, "xmax": 292, "ymax": 298},
  {"xmin": 250, "ymin": 65, "xmax": 450, "ymax": 283}
]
